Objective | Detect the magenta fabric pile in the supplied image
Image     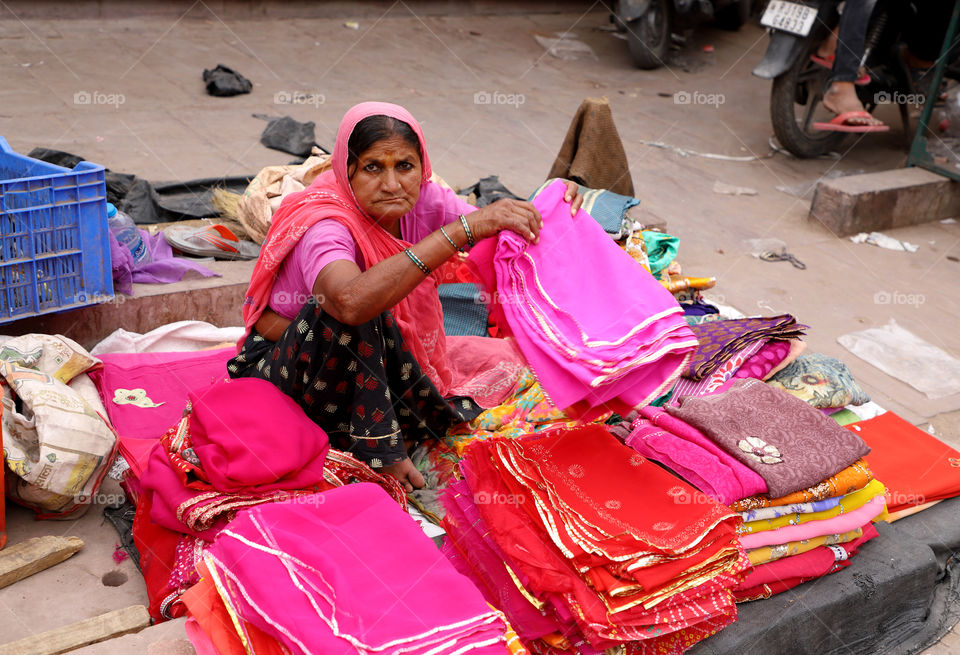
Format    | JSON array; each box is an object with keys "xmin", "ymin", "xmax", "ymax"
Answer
[
  {"xmin": 625, "ymin": 405, "xmax": 768, "ymax": 505},
  {"xmin": 467, "ymin": 179, "xmax": 697, "ymax": 418},
  {"xmin": 202, "ymin": 483, "xmax": 510, "ymax": 655}
]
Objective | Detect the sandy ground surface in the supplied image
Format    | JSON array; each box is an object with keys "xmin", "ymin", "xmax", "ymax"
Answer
[{"xmin": 1, "ymin": 4, "xmax": 958, "ymax": 653}]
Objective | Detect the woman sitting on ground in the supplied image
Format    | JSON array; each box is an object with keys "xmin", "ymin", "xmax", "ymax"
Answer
[{"xmin": 229, "ymin": 101, "xmax": 582, "ymax": 491}]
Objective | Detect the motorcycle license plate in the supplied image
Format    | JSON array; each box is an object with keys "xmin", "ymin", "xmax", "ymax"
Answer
[{"xmin": 761, "ymin": 0, "xmax": 818, "ymax": 36}]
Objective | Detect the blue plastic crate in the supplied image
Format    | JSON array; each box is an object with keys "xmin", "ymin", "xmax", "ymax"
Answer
[{"xmin": 0, "ymin": 136, "xmax": 113, "ymax": 323}]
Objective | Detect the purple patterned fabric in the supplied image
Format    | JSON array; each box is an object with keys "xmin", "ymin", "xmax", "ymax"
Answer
[
  {"xmin": 685, "ymin": 316, "xmax": 806, "ymax": 380},
  {"xmin": 670, "ymin": 340, "xmax": 766, "ymax": 403},
  {"xmin": 666, "ymin": 378, "xmax": 870, "ymax": 498}
]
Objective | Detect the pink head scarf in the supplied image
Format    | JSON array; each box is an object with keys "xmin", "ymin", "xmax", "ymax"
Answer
[{"xmin": 240, "ymin": 102, "xmax": 454, "ymax": 393}]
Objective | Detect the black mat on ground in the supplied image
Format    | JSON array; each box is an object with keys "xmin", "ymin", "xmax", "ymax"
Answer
[{"xmin": 691, "ymin": 496, "xmax": 960, "ymax": 655}]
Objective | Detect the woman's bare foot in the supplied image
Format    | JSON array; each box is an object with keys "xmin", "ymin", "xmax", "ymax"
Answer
[
  {"xmin": 380, "ymin": 457, "xmax": 425, "ymax": 492},
  {"xmin": 822, "ymin": 82, "xmax": 884, "ymax": 126}
]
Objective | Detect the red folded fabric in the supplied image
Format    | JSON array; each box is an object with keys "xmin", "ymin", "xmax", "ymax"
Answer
[
  {"xmin": 733, "ymin": 522, "xmax": 879, "ymax": 601},
  {"xmin": 847, "ymin": 412, "xmax": 960, "ymax": 512}
]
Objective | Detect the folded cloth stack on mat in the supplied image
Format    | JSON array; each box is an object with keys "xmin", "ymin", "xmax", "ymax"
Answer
[
  {"xmin": 183, "ymin": 483, "xmax": 511, "ymax": 655},
  {"xmin": 441, "ymin": 425, "xmax": 749, "ymax": 654},
  {"xmin": 659, "ymin": 378, "xmax": 885, "ymax": 602},
  {"xmin": 134, "ymin": 377, "xmax": 406, "ymax": 621},
  {"xmin": 468, "ymin": 179, "xmax": 697, "ymax": 419},
  {"xmin": 683, "ymin": 315, "xmax": 807, "ymax": 381}
]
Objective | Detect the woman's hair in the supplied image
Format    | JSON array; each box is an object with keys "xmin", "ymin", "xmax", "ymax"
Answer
[{"xmin": 346, "ymin": 115, "xmax": 422, "ymax": 174}]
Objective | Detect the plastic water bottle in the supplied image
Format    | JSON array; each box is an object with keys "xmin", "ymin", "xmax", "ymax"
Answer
[{"xmin": 106, "ymin": 203, "xmax": 149, "ymax": 264}]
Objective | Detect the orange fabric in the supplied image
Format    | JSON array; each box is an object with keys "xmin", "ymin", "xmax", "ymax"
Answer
[
  {"xmin": 729, "ymin": 459, "xmax": 874, "ymax": 512},
  {"xmin": 847, "ymin": 412, "xmax": 960, "ymax": 512},
  {"xmin": 181, "ymin": 561, "xmax": 287, "ymax": 655}
]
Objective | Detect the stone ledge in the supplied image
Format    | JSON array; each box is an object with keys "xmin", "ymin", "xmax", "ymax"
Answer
[
  {"xmin": 808, "ymin": 167, "xmax": 960, "ymax": 237},
  {"xmin": 0, "ymin": 260, "xmax": 254, "ymax": 351}
]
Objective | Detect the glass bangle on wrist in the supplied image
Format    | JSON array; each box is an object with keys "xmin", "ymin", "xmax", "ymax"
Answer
[
  {"xmin": 404, "ymin": 248, "xmax": 431, "ymax": 275},
  {"xmin": 439, "ymin": 225, "xmax": 463, "ymax": 253},
  {"xmin": 459, "ymin": 214, "xmax": 475, "ymax": 247}
]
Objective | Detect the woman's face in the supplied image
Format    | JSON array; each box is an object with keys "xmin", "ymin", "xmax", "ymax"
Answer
[{"xmin": 348, "ymin": 135, "xmax": 422, "ymax": 228}]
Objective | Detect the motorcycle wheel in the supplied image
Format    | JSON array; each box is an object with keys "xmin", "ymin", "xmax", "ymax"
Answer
[
  {"xmin": 770, "ymin": 42, "xmax": 847, "ymax": 158},
  {"xmin": 626, "ymin": 0, "xmax": 672, "ymax": 70}
]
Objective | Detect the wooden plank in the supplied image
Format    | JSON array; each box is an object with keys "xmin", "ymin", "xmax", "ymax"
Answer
[
  {"xmin": 0, "ymin": 536, "xmax": 83, "ymax": 590},
  {"xmin": 0, "ymin": 605, "xmax": 150, "ymax": 655}
]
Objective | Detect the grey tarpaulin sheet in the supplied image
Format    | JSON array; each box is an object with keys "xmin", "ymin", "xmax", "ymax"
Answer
[{"xmin": 689, "ymin": 495, "xmax": 960, "ymax": 655}]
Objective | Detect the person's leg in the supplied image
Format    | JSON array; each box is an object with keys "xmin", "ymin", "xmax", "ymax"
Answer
[
  {"xmin": 822, "ymin": 0, "xmax": 885, "ymax": 125},
  {"xmin": 228, "ymin": 298, "xmax": 479, "ymax": 483}
]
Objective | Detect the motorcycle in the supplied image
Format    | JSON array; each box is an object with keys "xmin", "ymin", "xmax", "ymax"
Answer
[
  {"xmin": 754, "ymin": 0, "xmax": 957, "ymax": 158},
  {"xmin": 614, "ymin": 0, "xmax": 752, "ymax": 70}
]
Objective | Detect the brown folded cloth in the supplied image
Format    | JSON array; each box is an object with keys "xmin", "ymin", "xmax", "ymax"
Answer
[{"xmin": 548, "ymin": 97, "xmax": 634, "ymax": 196}]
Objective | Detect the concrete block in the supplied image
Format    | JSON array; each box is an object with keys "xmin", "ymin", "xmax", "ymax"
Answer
[{"xmin": 808, "ymin": 167, "xmax": 960, "ymax": 237}]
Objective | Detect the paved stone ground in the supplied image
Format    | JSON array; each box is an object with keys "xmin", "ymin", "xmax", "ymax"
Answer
[{"xmin": 0, "ymin": 4, "xmax": 958, "ymax": 653}]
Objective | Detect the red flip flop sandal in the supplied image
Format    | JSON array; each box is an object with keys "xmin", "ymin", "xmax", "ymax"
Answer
[
  {"xmin": 812, "ymin": 111, "xmax": 890, "ymax": 133},
  {"xmin": 809, "ymin": 54, "xmax": 871, "ymax": 86}
]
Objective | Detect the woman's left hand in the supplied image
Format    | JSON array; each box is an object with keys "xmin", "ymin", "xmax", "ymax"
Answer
[{"xmin": 562, "ymin": 179, "xmax": 584, "ymax": 217}]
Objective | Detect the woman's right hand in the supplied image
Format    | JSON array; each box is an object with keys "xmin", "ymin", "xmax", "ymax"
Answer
[{"xmin": 467, "ymin": 198, "xmax": 543, "ymax": 244}]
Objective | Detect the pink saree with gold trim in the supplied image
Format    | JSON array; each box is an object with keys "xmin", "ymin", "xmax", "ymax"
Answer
[{"xmin": 467, "ymin": 180, "xmax": 697, "ymax": 417}]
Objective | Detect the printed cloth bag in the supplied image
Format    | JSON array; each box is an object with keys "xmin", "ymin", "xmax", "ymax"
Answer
[{"xmin": 1, "ymin": 334, "xmax": 117, "ymax": 518}]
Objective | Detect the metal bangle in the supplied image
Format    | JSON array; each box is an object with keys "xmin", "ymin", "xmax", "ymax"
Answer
[
  {"xmin": 439, "ymin": 225, "xmax": 463, "ymax": 252},
  {"xmin": 404, "ymin": 247, "xmax": 430, "ymax": 275},
  {"xmin": 459, "ymin": 213, "xmax": 475, "ymax": 247}
]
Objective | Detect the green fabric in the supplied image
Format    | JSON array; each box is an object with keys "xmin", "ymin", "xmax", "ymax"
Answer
[
  {"xmin": 830, "ymin": 409, "xmax": 861, "ymax": 426},
  {"xmin": 650, "ymin": 389, "xmax": 674, "ymax": 407},
  {"xmin": 642, "ymin": 231, "xmax": 680, "ymax": 276},
  {"xmin": 685, "ymin": 314, "xmax": 727, "ymax": 326}
]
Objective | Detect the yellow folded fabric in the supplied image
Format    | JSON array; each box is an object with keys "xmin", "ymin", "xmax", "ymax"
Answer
[
  {"xmin": 746, "ymin": 527, "xmax": 864, "ymax": 566},
  {"xmin": 738, "ymin": 479, "xmax": 886, "ymax": 535}
]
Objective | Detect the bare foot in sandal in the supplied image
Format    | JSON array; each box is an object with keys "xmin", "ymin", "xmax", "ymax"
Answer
[{"xmin": 822, "ymin": 82, "xmax": 883, "ymax": 126}]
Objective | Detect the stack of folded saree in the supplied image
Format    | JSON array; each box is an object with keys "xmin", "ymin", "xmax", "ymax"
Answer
[
  {"xmin": 662, "ymin": 379, "xmax": 887, "ymax": 601},
  {"xmin": 467, "ymin": 179, "xmax": 698, "ymax": 419},
  {"xmin": 135, "ymin": 377, "xmax": 407, "ymax": 620},
  {"xmin": 684, "ymin": 315, "xmax": 807, "ymax": 381},
  {"xmin": 441, "ymin": 424, "xmax": 749, "ymax": 654},
  {"xmin": 184, "ymin": 484, "xmax": 511, "ymax": 655}
]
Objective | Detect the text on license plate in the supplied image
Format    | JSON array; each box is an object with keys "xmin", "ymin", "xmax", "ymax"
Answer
[{"xmin": 761, "ymin": 0, "xmax": 818, "ymax": 36}]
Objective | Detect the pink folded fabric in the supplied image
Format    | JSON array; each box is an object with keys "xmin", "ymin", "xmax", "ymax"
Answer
[
  {"xmin": 188, "ymin": 378, "xmax": 330, "ymax": 494},
  {"xmin": 733, "ymin": 339, "xmax": 791, "ymax": 380},
  {"xmin": 467, "ymin": 180, "xmax": 698, "ymax": 417},
  {"xmin": 204, "ymin": 484, "xmax": 509, "ymax": 655},
  {"xmin": 739, "ymin": 494, "xmax": 886, "ymax": 549},
  {"xmin": 737, "ymin": 522, "xmax": 879, "ymax": 590},
  {"xmin": 627, "ymin": 418, "xmax": 748, "ymax": 504},
  {"xmin": 441, "ymin": 479, "xmax": 564, "ymax": 641},
  {"xmin": 637, "ymin": 406, "xmax": 768, "ymax": 500},
  {"xmin": 88, "ymin": 347, "xmax": 233, "ymax": 478}
]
